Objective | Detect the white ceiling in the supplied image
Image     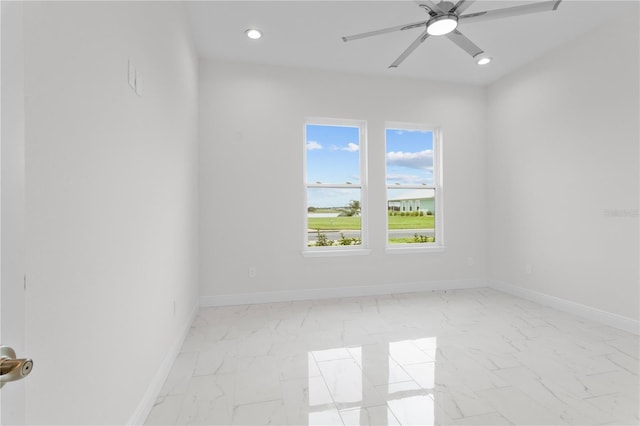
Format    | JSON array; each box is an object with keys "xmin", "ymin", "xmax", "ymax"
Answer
[{"xmin": 184, "ymin": 1, "xmax": 636, "ymax": 86}]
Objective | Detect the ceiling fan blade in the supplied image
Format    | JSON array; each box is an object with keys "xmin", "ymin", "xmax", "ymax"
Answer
[
  {"xmin": 445, "ymin": 29, "xmax": 483, "ymax": 58},
  {"xmin": 459, "ymin": 0, "xmax": 562, "ymax": 25},
  {"xmin": 389, "ymin": 28, "xmax": 430, "ymax": 68},
  {"xmin": 342, "ymin": 20, "xmax": 427, "ymax": 42},
  {"xmin": 450, "ymin": 0, "xmax": 476, "ymax": 14}
]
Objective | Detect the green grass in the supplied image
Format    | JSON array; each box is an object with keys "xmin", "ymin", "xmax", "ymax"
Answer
[
  {"xmin": 388, "ymin": 215, "xmax": 434, "ymax": 229},
  {"xmin": 307, "ymin": 215, "xmax": 434, "ymax": 230},
  {"xmin": 307, "ymin": 216, "xmax": 360, "ymax": 230}
]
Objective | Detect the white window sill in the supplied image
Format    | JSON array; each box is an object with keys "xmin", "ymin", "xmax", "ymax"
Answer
[
  {"xmin": 302, "ymin": 248, "xmax": 373, "ymax": 258},
  {"xmin": 385, "ymin": 245, "xmax": 446, "ymax": 254}
]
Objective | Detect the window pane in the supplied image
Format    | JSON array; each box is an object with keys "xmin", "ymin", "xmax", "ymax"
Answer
[
  {"xmin": 307, "ymin": 188, "xmax": 361, "ymax": 247},
  {"xmin": 306, "ymin": 124, "xmax": 360, "ymax": 184},
  {"xmin": 386, "ymin": 129, "xmax": 433, "ymax": 186},
  {"xmin": 387, "ymin": 188, "xmax": 435, "ymax": 244}
]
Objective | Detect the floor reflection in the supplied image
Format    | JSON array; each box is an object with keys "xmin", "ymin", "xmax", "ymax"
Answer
[
  {"xmin": 146, "ymin": 289, "xmax": 640, "ymax": 426},
  {"xmin": 308, "ymin": 338, "xmax": 437, "ymax": 425}
]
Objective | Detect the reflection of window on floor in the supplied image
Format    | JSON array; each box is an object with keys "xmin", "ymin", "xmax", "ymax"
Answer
[{"xmin": 307, "ymin": 337, "xmax": 437, "ymax": 424}]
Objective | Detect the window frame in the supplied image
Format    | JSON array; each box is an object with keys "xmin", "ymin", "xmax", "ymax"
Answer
[
  {"xmin": 302, "ymin": 117, "xmax": 371, "ymax": 257},
  {"xmin": 384, "ymin": 122, "xmax": 445, "ymax": 253}
]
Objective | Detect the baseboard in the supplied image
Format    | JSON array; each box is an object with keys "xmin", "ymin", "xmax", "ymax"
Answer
[
  {"xmin": 200, "ymin": 279, "xmax": 638, "ymax": 334},
  {"xmin": 489, "ymin": 280, "xmax": 639, "ymax": 335},
  {"xmin": 127, "ymin": 300, "xmax": 199, "ymax": 425},
  {"xmin": 200, "ymin": 279, "xmax": 485, "ymax": 307}
]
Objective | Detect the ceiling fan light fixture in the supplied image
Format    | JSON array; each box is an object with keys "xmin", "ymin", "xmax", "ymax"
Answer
[
  {"xmin": 245, "ymin": 29, "xmax": 262, "ymax": 40},
  {"xmin": 476, "ymin": 56, "xmax": 492, "ymax": 65},
  {"xmin": 426, "ymin": 14, "xmax": 458, "ymax": 36}
]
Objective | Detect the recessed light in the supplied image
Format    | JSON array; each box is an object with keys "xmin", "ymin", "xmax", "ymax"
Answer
[
  {"xmin": 476, "ymin": 57, "xmax": 492, "ymax": 65},
  {"xmin": 245, "ymin": 29, "xmax": 262, "ymax": 40}
]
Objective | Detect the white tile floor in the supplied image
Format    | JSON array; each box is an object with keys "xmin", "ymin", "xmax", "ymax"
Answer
[{"xmin": 145, "ymin": 288, "xmax": 639, "ymax": 425}]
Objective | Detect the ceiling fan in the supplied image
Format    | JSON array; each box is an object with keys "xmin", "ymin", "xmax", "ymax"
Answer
[{"xmin": 342, "ymin": 0, "xmax": 563, "ymax": 67}]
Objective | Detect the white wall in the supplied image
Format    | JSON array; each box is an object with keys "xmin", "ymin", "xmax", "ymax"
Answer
[
  {"xmin": 199, "ymin": 61, "xmax": 487, "ymax": 300},
  {"xmin": 1, "ymin": 2, "xmax": 27, "ymax": 424},
  {"xmin": 487, "ymin": 13, "xmax": 639, "ymax": 321},
  {"xmin": 24, "ymin": 2, "xmax": 199, "ymax": 424}
]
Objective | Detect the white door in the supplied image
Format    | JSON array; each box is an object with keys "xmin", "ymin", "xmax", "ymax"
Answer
[{"xmin": 0, "ymin": 1, "xmax": 27, "ymax": 424}]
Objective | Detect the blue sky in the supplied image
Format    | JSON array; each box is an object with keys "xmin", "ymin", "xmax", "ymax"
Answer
[
  {"xmin": 305, "ymin": 124, "xmax": 433, "ymax": 208},
  {"xmin": 306, "ymin": 124, "xmax": 360, "ymax": 184},
  {"xmin": 385, "ymin": 128, "xmax": 434, "ymax": 186}
]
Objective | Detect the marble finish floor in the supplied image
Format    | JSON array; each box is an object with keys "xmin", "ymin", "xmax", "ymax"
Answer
[{"xmin": 145, "ymin": 288, "xmax": 639, "ymax": 425}]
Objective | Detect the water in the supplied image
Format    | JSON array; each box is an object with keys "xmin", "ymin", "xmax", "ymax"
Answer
[{"xmin": 307, "ymin": 213, "xmax": 340, "ymax": 218}]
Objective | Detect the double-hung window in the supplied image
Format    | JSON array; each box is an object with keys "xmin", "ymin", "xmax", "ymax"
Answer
[
  {"xmin": 385, "ymin": 123, "xmax": 442, "ymax": 249},
  {"xmin": 304, "ymin": 118, "xmax": 368, "ymax": 254}
]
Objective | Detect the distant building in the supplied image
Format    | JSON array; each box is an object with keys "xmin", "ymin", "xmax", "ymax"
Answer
[{"xmin": 388, "ymin": 189, "xmax": 435, "ymax": 214}]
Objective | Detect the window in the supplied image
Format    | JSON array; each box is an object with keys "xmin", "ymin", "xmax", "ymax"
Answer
[
  {"xmin": 385, "ymin": 124, "xmax": 442, "ymax": 249},
  {"xmin": 304, "ymin": 119, "xmax": 368, "ymax": 254},
  {"xmin": 303, "ymin": 120, "xmax": 442, "ymax": 255}
]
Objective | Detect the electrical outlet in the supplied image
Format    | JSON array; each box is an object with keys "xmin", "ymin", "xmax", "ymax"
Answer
[
  {"xmin": 525, "ymin": 264, "xmax": 533, "ymax": 275},
  {"xmin": 172, "ymin": 300, "xmax": 176, "ymax": 316},
  {"xmin": 467, "ymin": 257, "xmax": 475, "ymax": 267},
  {"xmin": 248, "ymin": 266, "xmax": 256, "ymax": 278}
]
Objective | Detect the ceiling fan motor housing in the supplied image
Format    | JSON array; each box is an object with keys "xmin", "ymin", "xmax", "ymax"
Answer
[{"xmin": 438, "ymin": 2, "xmax": 456, "ymax": 12}]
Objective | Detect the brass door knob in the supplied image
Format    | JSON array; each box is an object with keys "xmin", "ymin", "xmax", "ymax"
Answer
[{"xmin": 0, "ymin": 345, "xmax": 33, "ymax": 384}]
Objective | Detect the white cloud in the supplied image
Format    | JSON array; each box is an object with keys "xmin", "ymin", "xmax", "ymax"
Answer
[
  {"xmin": 306, "ymin": 141, "xmax": 323, "ymax": 150},
  {"xmin": 330, "ymin": 142, "xmax": 359, "ymax": 152},
  {"xmin": 387, "ymin": 149, "xmax": 433, "ymax": 169},
  {"xmin": 343, "ymin": 143, "xmax": 359, "ymax": 152}
]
